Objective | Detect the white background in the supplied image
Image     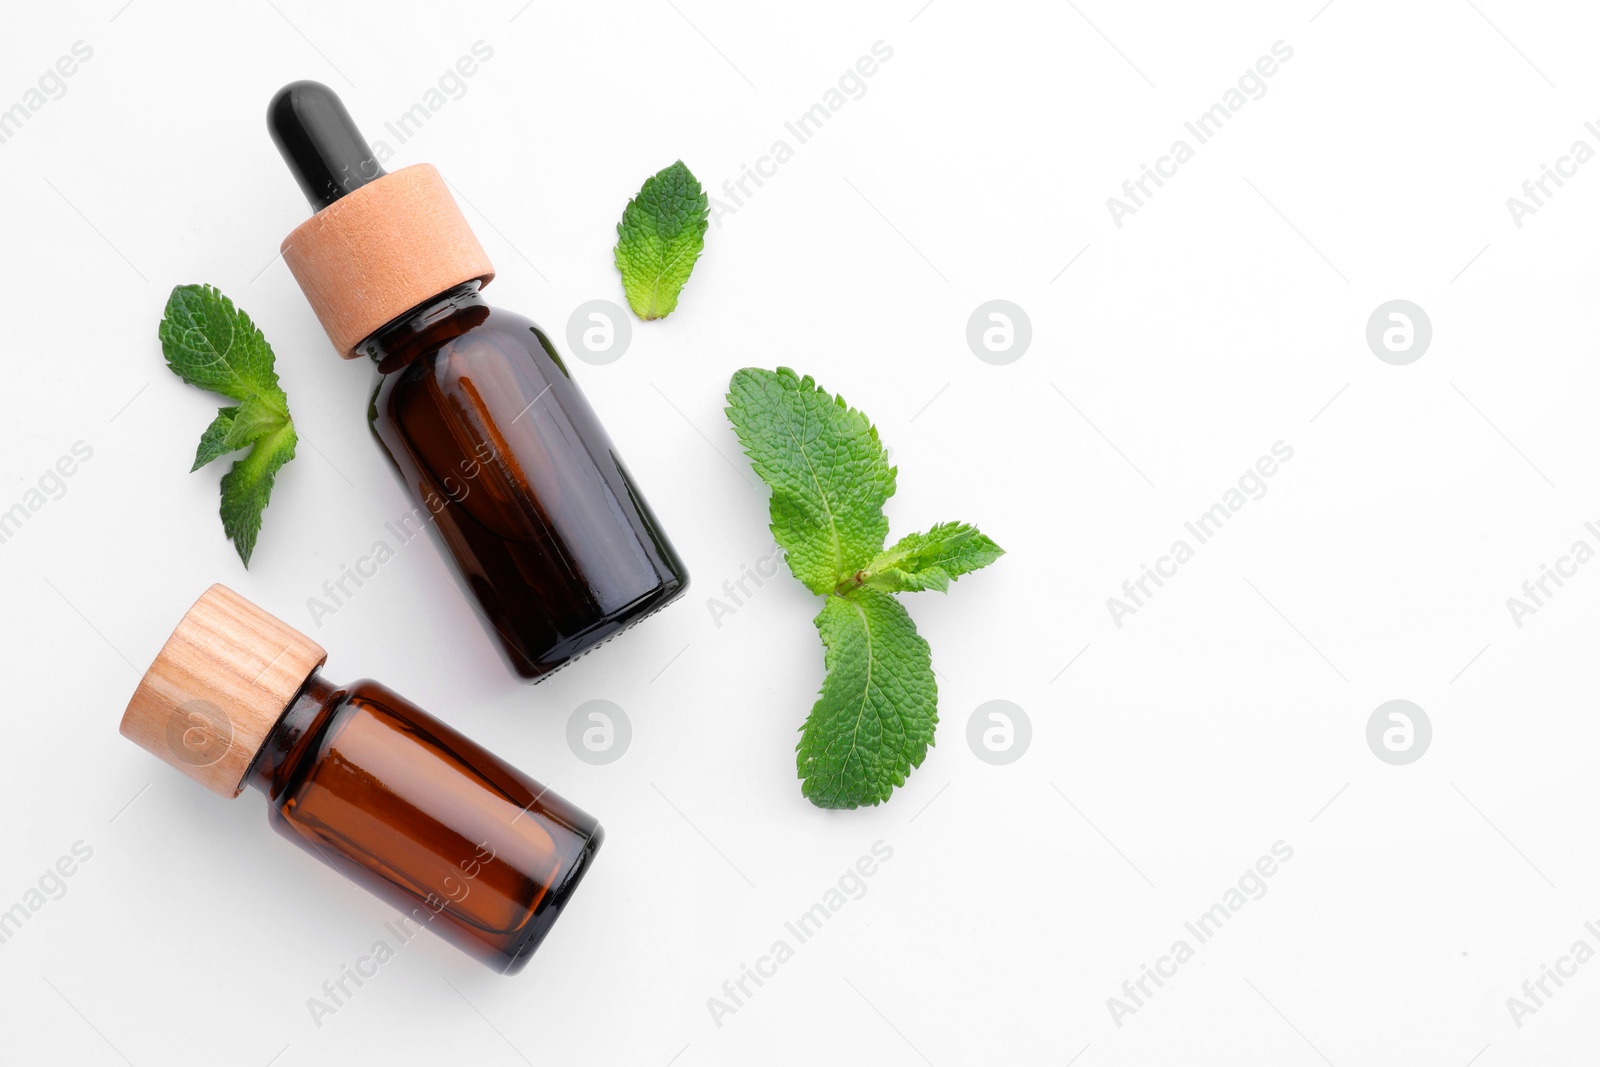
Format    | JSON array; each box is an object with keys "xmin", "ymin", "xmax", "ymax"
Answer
[{"xmin": 2, "ymin": 0, "xmax": 1598, "ymax": 1064}]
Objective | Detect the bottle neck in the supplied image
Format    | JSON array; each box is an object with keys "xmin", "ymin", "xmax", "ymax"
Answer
[
  {"xmin": 357, "ymin": 281, "xmax": 489, "ymax": 371},
  {"xmin": 246, "ymin": 670, "xmax": 342, "ymax": 799}
]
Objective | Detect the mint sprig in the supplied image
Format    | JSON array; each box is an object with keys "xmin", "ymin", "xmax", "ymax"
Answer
[
  {"xmin": 159, "ymin": 284, "xmax": 298, "ymax": 567},
  {"xmin": 613, "ymin": 160, "xmax": 708, "ymax": 320},
  {"xmin": 727, "ymin": 368, "xmax": 1005, "ymax": 809}
]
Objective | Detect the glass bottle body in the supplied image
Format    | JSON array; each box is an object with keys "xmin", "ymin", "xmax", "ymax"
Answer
[
  {"xmin": 248, "ymin": 672, "xmax": 601, "ymax": 974},
  {"xmin": 363, "ymin": 283, "xmax": 688, "ymax": 680}
]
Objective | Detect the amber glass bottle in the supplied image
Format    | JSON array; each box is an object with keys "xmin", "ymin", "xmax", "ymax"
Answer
[
  {"xmin": 251, "ymin": 673, "xmax": 598, "ymax": 972},
  {"xmin": 269, "ymin": 80, "xmax": 688, "ymax": 680},
  {"xmin": 120, "ymin": 585, "xmax": 601, "ymax": 974},
  {"xmin": 360, "ymin": 281, "xmax": 686, "ymax": 679}
]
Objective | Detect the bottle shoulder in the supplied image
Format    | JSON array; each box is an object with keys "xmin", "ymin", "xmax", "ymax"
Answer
[
  {"xmin": 266, "ymin": 678, "xmax": 379, "ymax": 801},
  {"xmin": 369, "ymin": 304, "xmax": 569, "ymax": 430},
  {"xmin": 341, "ymin": 677, "xmax": 402, "ymax": 709},
  {"xmin": 371, "ymin": 302, "xmax": 548, "ymax": 374}
]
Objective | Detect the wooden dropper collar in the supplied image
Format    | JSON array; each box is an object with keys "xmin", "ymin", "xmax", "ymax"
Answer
[{"xmin": 269, "ymin": 81, "xmax": 495, "ymax": 359}]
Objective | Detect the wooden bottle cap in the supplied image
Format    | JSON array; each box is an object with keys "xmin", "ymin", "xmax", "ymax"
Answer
[
  {"xmin": 120, "ymin": 585, "xmax": 327, "ymax": 798},
  {"xmin": 280, "ymin": 163, "xmax": 496, "ymax": 359}
]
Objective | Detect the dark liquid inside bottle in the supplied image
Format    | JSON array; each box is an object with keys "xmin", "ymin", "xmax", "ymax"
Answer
[
  {"xmin": 249, "ymin": 674, "xmax": 601, "ymax": 974},
  {"xmin": 362, "ymin": 283, "xmax": 688, "ymax": 680}
]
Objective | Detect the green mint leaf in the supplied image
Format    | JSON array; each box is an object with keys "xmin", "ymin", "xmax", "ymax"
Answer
[
  {"xmin": 798, "ymin": 591, "xmax": 937, "ymax": 809},
  {"xmin": 219, "ymin": 422, "xmax": 297, "ymax": 567},
  {"xmin": 613, "ymin": 160, "xmax": 708, "ymax": 320},
  {"xmin": 159, "ymin": 284, "xmax": 298, "ymax": 567},
  {"xmin": 191, "ymin": 406, "xmax": 240, "ymax": 472},
  {"xmin": 851, "ymin": 522, "xmax": 1005, "ymax": 594},
  {"xmin": 726, "ymin": 367, "xmax": 896, "ymax": 595},
  {"xmin": 158, "ymin": 284, "xmax": 289, "ymax": 416},
  {"xmin": 190, "ymin": 396, "xmax": 288, "ymax": 472}
]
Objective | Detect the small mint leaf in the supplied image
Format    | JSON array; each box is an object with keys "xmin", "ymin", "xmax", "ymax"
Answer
[
  {"xmin": 613, "ymin": 160, "xmax": 709, "ymax": 320},
  {"xmin": 853, "ymin": 522, "xmax": 1005, "ymax": 594},
  {"xmin": 192, "ymin": 407, "xmax": 239, "ymax": 472},
  {"xmin": 190, "ymin": 396, "xmax": 287, "ymax": 472},
  {"xmin": 219, "ymin": 422, "xmax": 297, "ymax": 567}
]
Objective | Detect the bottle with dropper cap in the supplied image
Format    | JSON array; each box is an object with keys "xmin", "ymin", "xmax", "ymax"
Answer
[{"xmin": 267, "ymin": 81, "xmax": 688, "ymax": 681}]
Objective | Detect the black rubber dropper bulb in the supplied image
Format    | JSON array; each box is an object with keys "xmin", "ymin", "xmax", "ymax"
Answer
[{"xmin": 267, "ymin": 80, "xmax": 386, "ymax": 211}]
